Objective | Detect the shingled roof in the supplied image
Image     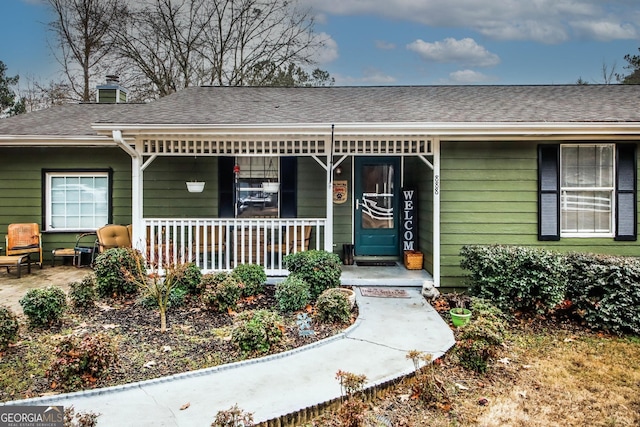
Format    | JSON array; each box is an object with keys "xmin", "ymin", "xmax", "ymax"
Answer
[
  {"xmin": 2, "ymin": 85, "xmax": 640, "ymax": 138},
  {"xmin": 95, "ymin": 85, "xmax": 640, "ymax": 126}
]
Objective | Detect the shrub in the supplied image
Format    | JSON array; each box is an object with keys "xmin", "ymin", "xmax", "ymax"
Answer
[
  {"xmin": 460, "ymin": 245, "xmax": 568, "ymax": 314},
  {"xmin": 315, "ymin": 288, "xmax": 351, "ymax": 324},
  {"xmin": 48, "ymin": 333, "xmax": 117, "ymax": 391},
  {"xmin": 19, "ymin": 286, "xmax": 67, "ymax": 328},
  {"xmin": 0, "ymin": 306, "xmax": 19, "ymax": 350},
  {"xmin": 232, "ymin": 263, "xmax": 266, "ymax": 297},
  {"xmin": 232, "ymin": 309, "xmax": 284, "ymax": 354},
  {"xmin": 453, "ymin": 300, "xmax": 507, "ymax": 373},
  {"xmin": 201, "ymin": 272, "xmax": 242, "ymax": 312},
  {"xmin": 283, "ymin": 250, "xmax": 342, "ymax": 300},
  {"xmin": 275, "ymin": 275, "xmax": 311, "ymax": 312},
  {"xmin": 174, "ymin": 262, "xmax": 203, "ymax": 295},
  {"xmin": 93, "ymin": 248, "xmax": 144, "ymax": 297},
  {"xmin": 68, "ymin": 275, "xmax": 97, "ymax": 310},
  {"xmin": 564, "ymin": 252, "xmax": 640, "ymax": 335},
  {"xmin": 212, "ymin": 404, "xmax": 254, "ymax": 427}
]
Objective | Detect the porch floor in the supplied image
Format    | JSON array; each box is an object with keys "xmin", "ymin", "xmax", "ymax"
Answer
[{"xmin": 339, "ymin": 263, "xmax": 432, "ymax": 287}]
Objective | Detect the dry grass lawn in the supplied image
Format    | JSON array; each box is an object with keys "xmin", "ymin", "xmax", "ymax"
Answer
[{"xmin": 307, "ymin": 323, "xmax": 640, "ymax": 427}]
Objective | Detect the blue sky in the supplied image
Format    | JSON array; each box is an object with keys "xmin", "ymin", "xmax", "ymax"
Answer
[{"xmin": 2, "ymin": 0, "xmax": 640, "ymax": 87}]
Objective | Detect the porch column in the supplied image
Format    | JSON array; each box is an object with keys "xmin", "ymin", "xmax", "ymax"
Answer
[
  {"xmin": 433, "ymin": 137, "xmax": 441, "ymax": 287},
  {"xmin": 112, "ymin": 130, "xmax": 144, "ymax": 252},
  {"xmin": 325, "ymin": 152, "xmax": 334, "ymax": 253}
]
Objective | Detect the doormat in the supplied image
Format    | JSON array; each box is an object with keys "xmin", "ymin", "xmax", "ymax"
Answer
[
  {"xmin": 360, "ymin": 288, "xmax": 410, "ymax": 298},
  {"xmin": 356, "ymin": 261, "xmax": 397, "ymax": 267}
]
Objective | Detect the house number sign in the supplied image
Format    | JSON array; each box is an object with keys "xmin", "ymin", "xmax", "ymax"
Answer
[{"xmin": 402, "ymin": 188, "xmax": 417, "ymax": 251}]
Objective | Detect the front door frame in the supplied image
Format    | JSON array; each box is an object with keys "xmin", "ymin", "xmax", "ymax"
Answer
[{"xmin": 354, "ymin": 156, "xmax": 401, "ymax": 256}]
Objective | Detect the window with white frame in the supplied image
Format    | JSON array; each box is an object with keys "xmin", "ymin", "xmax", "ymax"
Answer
[
  {"xmin": 235, "ymin": 157, "xmax": 279, "ymax": 218},
  {"xmin": 560, "ymin": 144, "xmax": 614, "ymax": 236},
  {"xmin": 45, "ymin": 171, "xmax": 110, "ymax": 231}
]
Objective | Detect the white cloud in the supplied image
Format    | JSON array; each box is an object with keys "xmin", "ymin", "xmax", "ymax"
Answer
[
  {"xmin": 375, "ymin": 40, "xmax": 396, "ymax": 50},
  {"xmin": 306, "ymin": 0, "xmax": 640, "ymax": 43},
  {"xmin": 312, "ymin": 32, "xmax": 339, "ymax": 64},
  {"xmin": 334, "ymin": 69, "xmax": 397, "ymax": 85},
  {"xmin": 448, "ymin": 69, "xmax": 496, "ymax": 84},
  {"xmin": 570, "ymin": 20, "xmax": 638, "ymax": 41},
  {"xmin": 406, "ymin": 38, "xmax": 500, "ymax": 67}
]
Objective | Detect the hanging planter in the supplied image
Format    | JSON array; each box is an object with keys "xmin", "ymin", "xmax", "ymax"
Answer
[
  {"xmin": 186, "ymin": 181, "xmax": 205, "ymax": 193},
  {"xmin": 262, "ymin": 181, "xmax": 280, "ymax": 193},
  {"xmin": 261, "ymin": 158, "xmax": 279, "ymax": 193}
]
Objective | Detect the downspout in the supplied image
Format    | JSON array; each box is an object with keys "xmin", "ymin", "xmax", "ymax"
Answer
[
  {"xmin": 325, "ymin": 124, "xmax": 335, "ymax": 253},
  {"xmin": 112, "ymin": 130, "xmax": 145, "ymax": 253}
]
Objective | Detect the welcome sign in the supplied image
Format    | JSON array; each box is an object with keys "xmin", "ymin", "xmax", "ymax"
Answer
[{"xmin": 402, "ymin": 188, "xmax": 417, "ymax": 251}]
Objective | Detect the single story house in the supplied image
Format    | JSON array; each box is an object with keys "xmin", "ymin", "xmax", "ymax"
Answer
[{"xmin": 1, "ymin": 84, "xmax": 639, "ymax": 289}]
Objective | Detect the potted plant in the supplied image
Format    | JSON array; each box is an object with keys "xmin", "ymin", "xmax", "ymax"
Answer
[{"xmin": 449, "ymin": 293, "xmax": 472, "ymax": 327}]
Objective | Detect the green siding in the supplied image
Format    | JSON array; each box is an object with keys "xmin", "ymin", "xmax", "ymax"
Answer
[
  {"xmin": 144, "ymin": 157, "xmax": 219, "ymax": 218},
  {"xmin": 439, "ymin": 140, "xmax": 640, "ymax": 289},
  {"xmin": 0, "ymin": 147, "xmax": 131, "ymax": 262}
]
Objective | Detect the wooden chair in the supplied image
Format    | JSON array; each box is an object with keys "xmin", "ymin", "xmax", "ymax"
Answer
[
  {"xmin": 193, "ymin": 225, "xmax": 226, "ymax": 265},
  {"xmin": 95, "ymin": 224, "xmax": 133, "ymax": 253},
  {"xmin": 5, "ymin": 223, "xmax": 43, "ymax": 268}
]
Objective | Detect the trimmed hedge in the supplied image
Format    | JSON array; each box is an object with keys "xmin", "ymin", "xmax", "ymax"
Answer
[
  {"xmin": 459, "ymin": 245, "xmax": 640, "ymax": 335},
  {"xmin": 564, "ymin": 252, "xmax": 640, "ymax": 335},
  {"xmin": 460, "ymin": 245, "xmax": 568, "ymax": 314}
]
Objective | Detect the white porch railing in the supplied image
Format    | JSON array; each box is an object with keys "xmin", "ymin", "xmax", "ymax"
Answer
[{"xmin": 141, "ymin": 218, "xmax": 326, "ymax": 275}]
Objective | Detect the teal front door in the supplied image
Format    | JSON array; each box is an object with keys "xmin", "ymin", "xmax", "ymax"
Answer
[{"xmin": 354, "ymin": 157, "xmax": 400, "ymax": 256}]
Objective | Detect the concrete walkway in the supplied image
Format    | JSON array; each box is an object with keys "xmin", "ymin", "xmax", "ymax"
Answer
[{"xmin": 2, "ymin": 287, "xmax": 455, "ymax": 426}]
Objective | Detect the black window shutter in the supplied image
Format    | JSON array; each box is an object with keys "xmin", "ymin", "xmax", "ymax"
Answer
[
  {"xmin": 218, "ymin": 157, "xmax": 235, "ymax": 218},
  {"xmin": 280, "ymin": 157, "xmax": 297, "ymax": 218},
  {"xmin": 538, "ymin": 144, "xmax": 560, "ymax": 241},
  {"xmin": 615, "ymin": 143, "xmax": 637, "ymax": 241}
]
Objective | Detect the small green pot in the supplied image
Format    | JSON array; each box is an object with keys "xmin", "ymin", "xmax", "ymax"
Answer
[{"xmin": 449, "ymin": 308, "xmax": 472, "ymax": 327}]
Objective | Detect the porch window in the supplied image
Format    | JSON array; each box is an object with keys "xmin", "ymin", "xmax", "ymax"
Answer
[
  {"xmin": 560, "ymin": 144, "xmax": 614, "ymax": 236},
  {"xmin": 235, "ymin": 157, "xmax": 279, "ymax": 218},
  {"xmin": 45, "ymin": 171, "xmax": 110, "ymax": 231}
]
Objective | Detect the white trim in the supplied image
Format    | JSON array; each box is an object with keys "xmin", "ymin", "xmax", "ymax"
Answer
[{"xmin": 433, "ymin": 137, "xmax": 441, "ymax": 288}]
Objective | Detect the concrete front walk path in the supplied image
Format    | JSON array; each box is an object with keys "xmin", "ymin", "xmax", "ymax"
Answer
[{"xmin": 3, "ymin": 287, "xmax": 455, "ymax": 427}]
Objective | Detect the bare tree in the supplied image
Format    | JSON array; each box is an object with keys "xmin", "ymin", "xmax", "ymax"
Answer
[
  {"xmin": 110, "ymin": 0, "xmax": 214, "ymax": 99},
  {"xmin": 47, "ymin": 0, "xmax": 128, "ymax": 101},
  {"xmin": 202, "ymin": 0, "xmax": 323, "ymax": 86},
  {"xmin": 110, "ymin": 0, "xmax": 326, "ymax": 98}
]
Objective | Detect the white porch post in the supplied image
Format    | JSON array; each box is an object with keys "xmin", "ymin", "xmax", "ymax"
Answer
[
  {"xmin": 112, "ymin": 130, "xmax": 144, "ymax": 252},
  {"xmin": 433, "ymin": 137, "xmax": 441, "ymax": 287},
  {"xmin": 325, "ymin": 152, "xmax": 334, "ymax": 253}
]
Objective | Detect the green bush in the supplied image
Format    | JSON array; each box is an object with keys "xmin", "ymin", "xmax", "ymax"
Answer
[
  {"xmin": 453, "ymin": 301, "xmax": 506, "ymax": 373},
  {"xmin": 0, "ymin": 306, "xmax": 19, "ymax": 350},
  {"xmin": 68, "ymin": 275, "xmax": 97, "ymax": 310},
  {"xmin": 19, "ymin": 286, "xmax": 67, "ymax": 328},
  {"xmin": 460, "ymin": 245, "xmax": 568, "ymax": 314},
  {"xmin": 48, "ymin": 333, "xmax": 117, "ymax": 391},
  {"xmin": 564, "ymin": 252, "xmax": 640, "ymax": 335},
  {"xmin": 275, "ymin": 275, "xmax": 311, "ymax": 313},
  {"xmin": 174, "ymin": 262, "xmax": 203, "ymax": 295},
  {"xmin": 232, "ymin": 309, "xmax": 284, "ymax": 354},
  {"xmin": 283, "ymin": 250, "xmax": 341, "ymax": 300},
  {"xmin": 201, "ymin": 272, "xmax": 242, "ymax": 312},
  {"xmin": 315, "ymin": 288, "xmax": 351, "ymax": 324},
  {"xmin": 93, "ymin": 248, "xmax": 144, "ymax": 297},
  {"xmin": 233, "ymin": 263, "xmax": 266, "ymax": 297}
]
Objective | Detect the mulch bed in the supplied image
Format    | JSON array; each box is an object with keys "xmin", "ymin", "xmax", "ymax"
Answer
[{"xmin": 1, "ymin": 286, "xmax": 354, "ymax": 401}]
